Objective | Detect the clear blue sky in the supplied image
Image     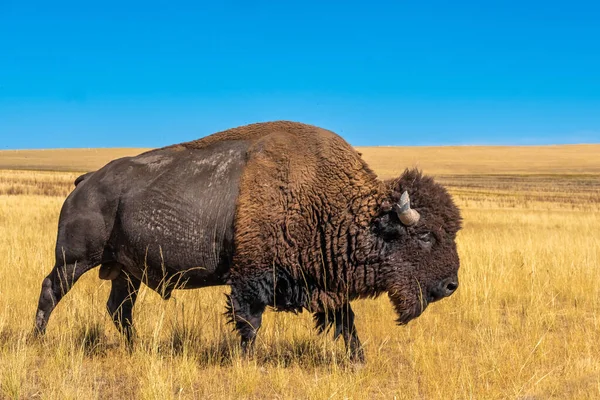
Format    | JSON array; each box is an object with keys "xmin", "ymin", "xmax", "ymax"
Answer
[{"xmin": 1, "ymin": 0, "xmax": 599, "ymax": 149}]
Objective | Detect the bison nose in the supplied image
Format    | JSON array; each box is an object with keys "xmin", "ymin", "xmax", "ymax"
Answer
[
  {"xmin": 444, "ymin": 278, "xmax": 459, "ymax": 296},
  {"xmin": 429, "ymin": 277, "xmax": 459, "ymax": 302}
]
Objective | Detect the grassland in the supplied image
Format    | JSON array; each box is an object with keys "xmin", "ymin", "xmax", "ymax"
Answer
[
  {"xmin": 0, "ymin": 145, "xmax": 598, "ymax": 399},
  {"xmin": 1, "ymin": 144, "xmax": 599, "ymax": 174}
]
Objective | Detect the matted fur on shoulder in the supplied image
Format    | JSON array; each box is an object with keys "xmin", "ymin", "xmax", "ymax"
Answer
[{"xmin": 227, "ymin": 121, "xmax": 388, "ymax": 311}]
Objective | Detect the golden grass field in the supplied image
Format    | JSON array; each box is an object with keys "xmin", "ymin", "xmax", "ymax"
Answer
[{"xmin": 0, "ymin": 145, "xmax": 599, "ymax": 399}]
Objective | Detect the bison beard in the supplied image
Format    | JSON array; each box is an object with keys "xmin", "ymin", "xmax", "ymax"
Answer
[{"xmin": 33, "ymin": 121, "xmax": 462, "ymax": 363}]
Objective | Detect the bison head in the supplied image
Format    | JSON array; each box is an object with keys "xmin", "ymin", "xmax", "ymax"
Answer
[{"xmin": 375, "ymin": 169, "xmax": 462, "ymax": 325}]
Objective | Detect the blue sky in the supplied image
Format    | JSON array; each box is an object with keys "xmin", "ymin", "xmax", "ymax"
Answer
[{"xmin": 1, "ymin": 0, "xmax": 599, "ymax": 149}]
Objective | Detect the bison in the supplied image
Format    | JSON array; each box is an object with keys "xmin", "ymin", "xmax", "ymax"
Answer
[{"xmin": 34, "ymin": 121, "xmax": 462, "ymax": 362}]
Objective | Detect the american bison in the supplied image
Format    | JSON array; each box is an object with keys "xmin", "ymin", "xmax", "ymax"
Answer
[{"xmin": 34, "ymin": 121, "xmax": 462, "ymax": 362}]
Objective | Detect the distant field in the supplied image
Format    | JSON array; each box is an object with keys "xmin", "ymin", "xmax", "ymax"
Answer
[
  {"xmin": 359, "ymin": 144, "xmax": 600, "ymax": 176},
  {"xmin": 0, "ymin": 148, "xmax": 152, "ymax": 172},
  {"xmin": 0, "ymin": 144, "xmax": 598, "ymax": 399},
  {"xmin": 1, "ymin": 144, "xmax": 599, "ymax": 211},
  {"xmin": 1, "ymin": 144, "xmax": 599, "ymax": 175}
]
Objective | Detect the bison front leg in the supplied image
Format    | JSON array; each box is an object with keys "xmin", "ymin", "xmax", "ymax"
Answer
[
  {"xmin": 314, "ymin": 304, "xmax": 365, "ymax": 363},
  {"xmin": 339, "ymin": 305, "xmax": 365, "ymax": 363},
  {"xmin": 226, "ymin": 283, "xmax": 267, "ymax": 357},
  {"xmin": 106, "ymin": 266, "xmax": 141, "ymax": 346}
]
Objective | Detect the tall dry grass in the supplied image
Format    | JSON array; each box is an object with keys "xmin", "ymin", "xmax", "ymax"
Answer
[
  {"xmin": 0, "ymin": 146, "xmax": 599, "ymax": 399},
  {"xmin": 0, "ymin": 170, "xmax": 81, "ymax": 197}
]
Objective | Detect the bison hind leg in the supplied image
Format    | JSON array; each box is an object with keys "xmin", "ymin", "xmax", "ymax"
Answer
[
  {"xmin": 34, "ymin": 258, "xmax": 99, "ymax": 336},
  {"xmin": 34, "ymin": 183, "xmax": 116, "ymax": 338},
  {"xmin": 106, "ymin": 268, "xmax": 141, "ymax": 346}
]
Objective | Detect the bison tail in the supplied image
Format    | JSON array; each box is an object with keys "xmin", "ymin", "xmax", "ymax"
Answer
[{"xmin": 74, "ymin": 171, "xmax": 95, "ymax": 187}]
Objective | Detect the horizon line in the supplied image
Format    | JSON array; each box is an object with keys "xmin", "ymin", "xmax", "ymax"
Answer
[{"xmin": 2, "ymin": 142, "xmax": 599, "ymax": 152}]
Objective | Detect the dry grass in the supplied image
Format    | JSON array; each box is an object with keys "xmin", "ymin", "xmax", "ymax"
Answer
[
  {"xmin": 0, "ymin": 145, "xmax": 599, "ymax": 399},
  {"xmin": 436, "ymin": 174, "xmax": 600, "ymax": 211},
  {"xmin": 0, "ymin": 170, "xmax": 81, "ymax": 197},
  {"xmin": 0, "ymin": 148, "xmax": 151, "ymax": 172}
]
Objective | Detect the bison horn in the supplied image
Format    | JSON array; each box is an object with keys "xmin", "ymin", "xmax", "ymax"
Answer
[{"xmin": 394, "ymin": 191, "xmax": 420, "ymax": 226}]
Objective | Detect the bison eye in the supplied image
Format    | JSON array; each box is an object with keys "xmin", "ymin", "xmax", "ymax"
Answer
[{"xmin": 418, "ymin": 232, "xmax": 433, "ymax": 243}]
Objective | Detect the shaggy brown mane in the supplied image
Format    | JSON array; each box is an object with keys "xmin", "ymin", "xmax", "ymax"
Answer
[{"xmin": 225, "ymin": 121, "xmax": 386, "ymax": 310}]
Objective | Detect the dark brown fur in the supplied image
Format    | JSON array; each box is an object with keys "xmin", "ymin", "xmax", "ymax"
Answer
[{"xmin": 201, "ymin": 123, "xmax": 384, "ymax": 308}]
